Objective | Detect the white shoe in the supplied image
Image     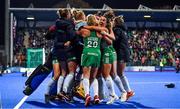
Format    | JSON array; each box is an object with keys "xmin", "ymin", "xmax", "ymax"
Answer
[
  {"xmin": 120, "ymin": 92, "xmax": 127, "ymax": 102},
  {"xmin": 106, "ymin": 94, "xmax": 118, "ymax": 104},
  {"xmin": 99, "ymin": 92, "xmax": 107, "ymax": 102}
]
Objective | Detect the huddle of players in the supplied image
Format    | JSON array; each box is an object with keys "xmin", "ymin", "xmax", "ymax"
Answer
[{"xmin": 45, "ymin": 8, "xmax": 135, "ymax": 106}]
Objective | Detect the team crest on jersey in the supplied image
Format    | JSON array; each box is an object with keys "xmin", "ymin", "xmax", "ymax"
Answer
[{"xmin": 105, "ymin": 53, "xmax": 110, "ymax": 56}]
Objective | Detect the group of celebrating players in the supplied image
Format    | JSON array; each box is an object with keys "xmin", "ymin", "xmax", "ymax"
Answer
[{"xmin": 42, "ymin": 8, "xmax": 135, "ymax": 106}]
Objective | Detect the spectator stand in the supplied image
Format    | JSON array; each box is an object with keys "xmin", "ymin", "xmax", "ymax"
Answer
[{"xmin": 8, "ymin": 8, "xmax": 180, "ymax": 72}]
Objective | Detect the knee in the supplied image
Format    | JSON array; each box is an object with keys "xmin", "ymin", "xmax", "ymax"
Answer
[
  {"xmin": 103, "ymin": 75, "xmax": 110, "ymax": 80},
  {"xmin": 117, "ymin": 70, "xmax": 124, "ymax": 77},
  {"xmin": 90, "ymin": 76, "xmax": 96, "ymax": 82},
  {"xmin": 53, "ymin": 76, "xmax": 59, "ymax": 81},
  {"xmin": 96, "ymin": 72, "xmax": 102, "ymax": 78},
  {"xmin": 68, "ymin": 66, "xmax": 76, "ymax": 73},
  {"xmin": 102, "ymin": 72, "xmax": 109, "ymax": 79},
  {"xmin": 110, "ymin": 72, "xmax": 117, "ymax": 79},
  {"xmin": 119, "ymin": 74, "xmax": 125, "ymax": 79},
  {"xmin": 83, "ymin": 73, "xmax": 90, "ymax": 79}
]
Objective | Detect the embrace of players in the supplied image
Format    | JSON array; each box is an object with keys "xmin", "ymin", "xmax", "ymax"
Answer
[{"xmin": 44, "ymin": 8, "xmax": 135, "ymax": 106}]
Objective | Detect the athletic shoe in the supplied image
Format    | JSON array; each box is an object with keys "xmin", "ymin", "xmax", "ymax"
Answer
[
  {"xmin": 23, "ymin": 85, "xmax": 33, "ymax": 96},
  {"xmin": 106, "ymin": 94, "xmax": 118, "ymax": 104},
  {"xmin": 126, "ymin": 91, "xmax": 135, "ymax": 100},
  {"xmin": 85, "ymin": 94, "xmax": 91, "ymax": 106},
  {"xmin": 93, "ymin": 95, "xmax": 100, "ymax": 104},
  {"xmin": 57, "ymin": 91, "xmax": 71, "ymax": 101},
  {"xmin": 120, "ymin": 92, "xmax": 127, "ymax": 102},
  {"xmin": 45, "ymin": 94, "xmax": 56, "ymax": 103}
]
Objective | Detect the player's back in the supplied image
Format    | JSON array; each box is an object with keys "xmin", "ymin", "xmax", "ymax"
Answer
[{"xmin": 83, "ymin": 30, "xmax": 101, "ymax": 55}]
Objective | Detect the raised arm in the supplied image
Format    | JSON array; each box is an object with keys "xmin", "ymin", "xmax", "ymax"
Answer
[
  {"xmin": 101, "ymin": 28, "xmax": 115, "ymax": 41},
  {"xmin": 101, "ymin": 21, "xmax": 115, "ymax": 40},
  {"xmin": 77, "ymin": 28, "xmax": 90, "ymax": 38}
]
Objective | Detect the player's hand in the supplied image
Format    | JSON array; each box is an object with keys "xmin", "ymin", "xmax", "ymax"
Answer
[
  {"xmin": 101, "ymin": 31, "xmax": 108, "ymax": 36},
  {"xmin": 64, "ymin": 41, "xmax": 71, "ymax": 47},
  {"xmin": 109, "ymin": 21, "xmax": 113, "ymax": 29}
]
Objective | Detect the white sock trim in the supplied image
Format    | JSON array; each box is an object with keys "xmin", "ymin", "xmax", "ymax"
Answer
[
  {"xmin": 57, "ymin": 76, "xmax": 64, "ymax": 94},
  {"xmin": 105, "ymin": 76, "xmax": 116, "ymax": 96},
  {"xmin": 114, "ymin": 76, "xmax": 126, "ymax": 93},
  {"xmin": 82, "ymin": 78, "xmax": 90, "ymax": 96},
  {"xmin": 91, "ymin": 78, "xmax": 98, "ymax": 96},
  {"xmin": 63, "ymin": 73, "xmax": 74, "ymax": 93}
]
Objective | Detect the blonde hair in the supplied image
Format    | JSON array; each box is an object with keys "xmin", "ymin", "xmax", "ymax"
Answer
[
  {"xmin": 73, "ymin": 10, "xmax": 86, "ymax": 21},
  {"xmin": 87, "ymin": 14, "xmax": 98, "ymax": 26}
]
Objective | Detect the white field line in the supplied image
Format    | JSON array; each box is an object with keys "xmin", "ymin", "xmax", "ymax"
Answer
[
  {"xmin": 0, "ymin": 92, "xmax": 2, "ymax": 109},
  {"xmin": 14, "ymin": 95, "xmax": 29, "ymax": 109}
]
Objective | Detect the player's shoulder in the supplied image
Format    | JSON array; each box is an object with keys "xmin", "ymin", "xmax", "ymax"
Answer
[{"xmin": 80, "ymin": 28, "xmax": 91, "ymax": 37}]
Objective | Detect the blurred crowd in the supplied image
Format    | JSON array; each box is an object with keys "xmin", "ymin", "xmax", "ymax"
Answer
[
  {"xmin": 13, "ymin": 28, "xmax": 180, "ymax": 67},
  {"xmin": 13, "ymin": 28, "xmax": 53, "ymax": 67},
  {"xmin": 128, "ymin": 30, "xmax": 180, "ymax": 66}
]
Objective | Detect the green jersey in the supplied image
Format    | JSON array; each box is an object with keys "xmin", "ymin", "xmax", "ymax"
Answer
[
  {"xmin": 83, "ymin": 31, "xmax": 101, "ymax": 55},
  {"xmin": 81, "ymin": 31, "xmax": 101, "ymax": 67}
]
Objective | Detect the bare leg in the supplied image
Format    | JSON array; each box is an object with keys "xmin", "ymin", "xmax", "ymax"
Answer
[
  {"xmin": 102, "ymin": 64, "xmax": 117, "ymax": 104},
  {"xmin": 111, "ymin": 61, "xmax": 127, "ymax": 101},
  {"xmin": 63, "ymin": 61, "xmax": 77, "ymax": 93},
  {"xmin": 90, "ymin": 67, "xmax": 100, "ymax": 104},
  {"xmin": 117, "ymin": 61, "xmax": 134, "ymax": 100},
  {"xmin": 96, "ymin": 68, "xmax": 106, "ymax": 100},
  {"xmin": 47, "ymin": 62, "xmax": 60, "ymax": 95},
  {"xmin": 57, "ymin": 61, "xmax": 67, "ymax": 94},
  {"xmin": 82, "ymin": 67, "xmax": 91, "ymax": 96}
]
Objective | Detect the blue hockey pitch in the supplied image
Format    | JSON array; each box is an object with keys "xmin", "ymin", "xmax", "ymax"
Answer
[{"xmin": 0, "ymin": 71, "xmax": 180, "ymax": 108}]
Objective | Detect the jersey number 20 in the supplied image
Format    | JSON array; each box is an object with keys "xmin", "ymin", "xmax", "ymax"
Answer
[{"xmin": 87, "ymin": 41, "xmax": 98, "ymax": 48}]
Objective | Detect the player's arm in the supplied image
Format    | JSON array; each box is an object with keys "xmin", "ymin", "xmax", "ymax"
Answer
[
  {"xmin": 83, "ymin": 26, "xmax": 108, "ymax": 32},
  {"xmin": 103, "ymin": 36, "xmax": 113, "ymax": 45},
  {"xmin": 77, "ymin": 28, "xmax": 90, "ymax": 38},
  {"xmin": 101, "ymin": 29, "xmax": 115, "ymax": 41},
  {"xmin": 44, "ymin": 25, "xmax": 56, "ymax": 40},
  {"xmin": 101, "ymin": 21, "xmax": 115, "ymax": 40}
]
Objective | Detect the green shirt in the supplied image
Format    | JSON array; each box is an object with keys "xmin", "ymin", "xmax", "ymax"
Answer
[{"xmin": 83, "ymin": 31, "xmax": 101, "ymax": 54}]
